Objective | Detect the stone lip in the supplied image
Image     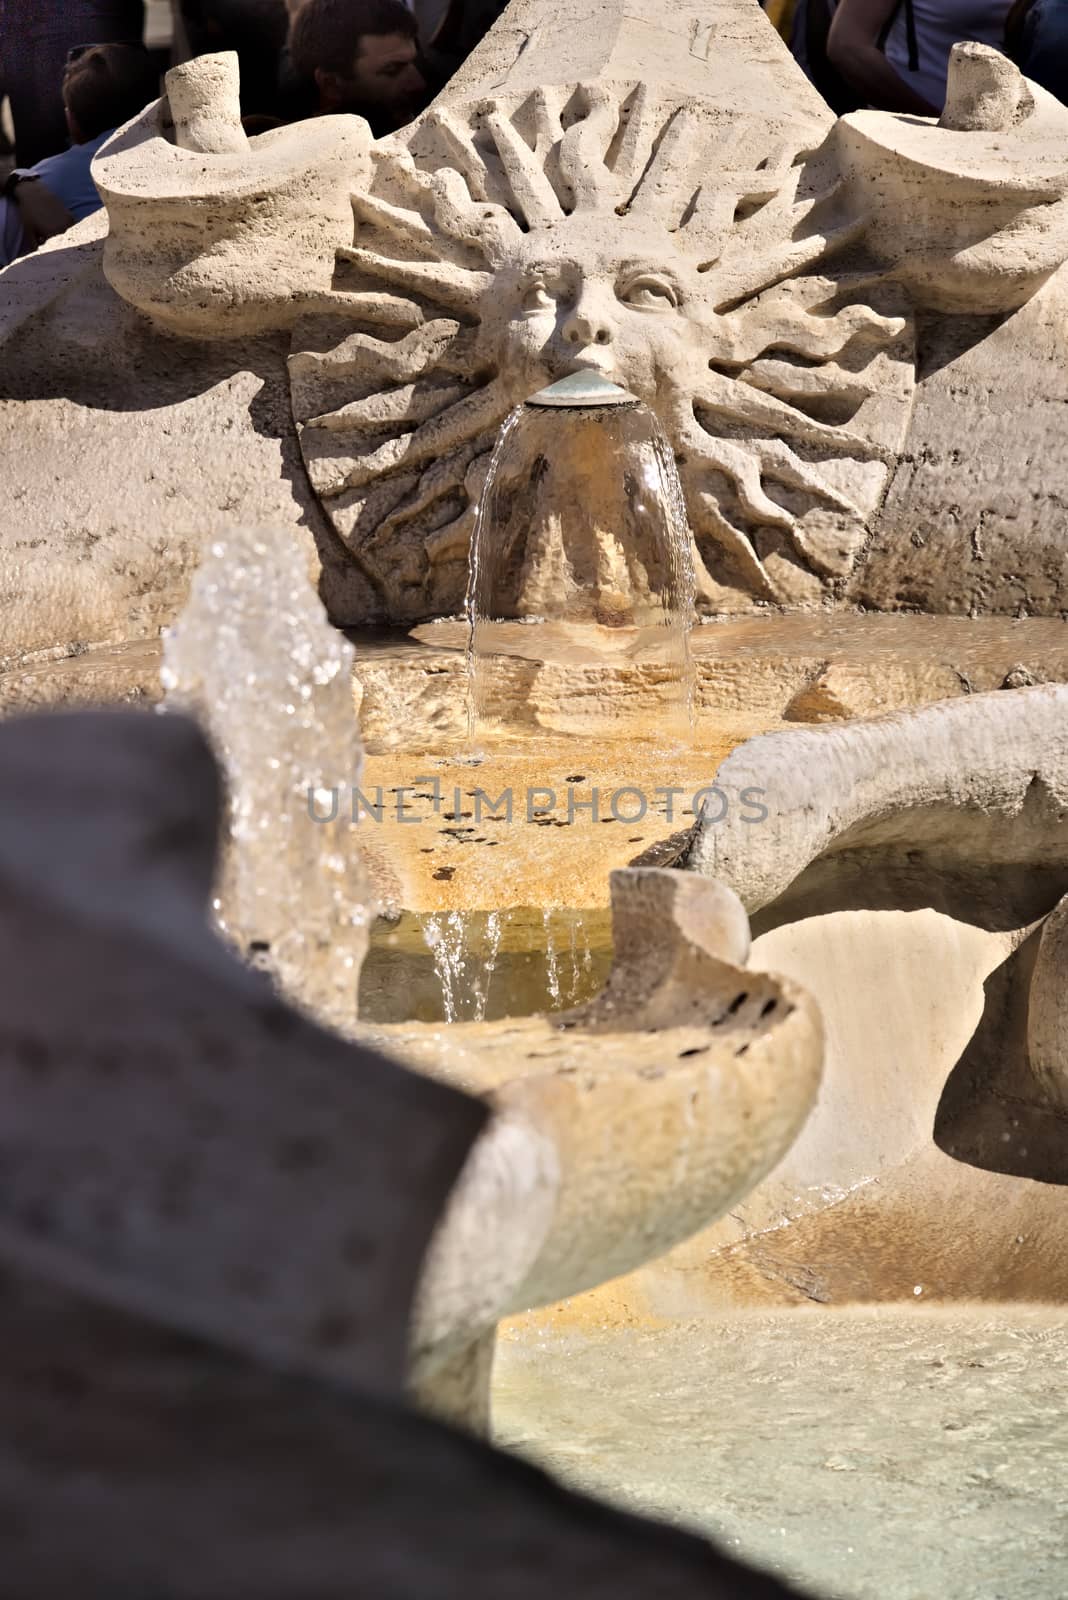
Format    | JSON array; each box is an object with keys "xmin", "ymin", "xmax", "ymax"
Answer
[
  {"xmin": 391, "ymin": 867, "xmax": 824, "ymax": 1423},
  {"xmin": 526, "ymin": 372, "xmax": 641, "ymax": 409},
  {"xmin": 682, "ymin": 682, "xmax": 1068, "ymax": 929},
  {"xmin": 635, "ymin": 684, "xmax": 1068, "ymax": 1312}
]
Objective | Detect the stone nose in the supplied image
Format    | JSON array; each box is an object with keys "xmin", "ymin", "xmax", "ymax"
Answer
[{"xmin": 562, "ymin": 301, "xmax": 613, "ymax": 347}]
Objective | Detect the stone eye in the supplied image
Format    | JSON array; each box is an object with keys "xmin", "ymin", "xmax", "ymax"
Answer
[{"xmin": 620, "ymin": 276, "xmax": 679, "ymax": 310}]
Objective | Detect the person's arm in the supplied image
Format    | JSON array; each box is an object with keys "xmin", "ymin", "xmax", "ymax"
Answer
[
  {"xmin": 10, "ymin": 177, "xmax": 75, "ymax": 250},
  {"xmin": 827, "ymin": 0, "xmax": 941, "ymax": 114}
]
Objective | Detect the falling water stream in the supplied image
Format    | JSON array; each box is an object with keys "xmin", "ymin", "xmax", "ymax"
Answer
[
  {"xmin": 357, "ymin": 906, "xmax": 611, "ymax": 1025},
  {"xmin": 465, "ymin": 386, "xmax": 697, "ymax": 747}
]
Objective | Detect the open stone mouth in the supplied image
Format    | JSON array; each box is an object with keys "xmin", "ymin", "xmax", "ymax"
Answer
[{"xmin": 6, "ymin": 7, "xmax": 1068, "ymax": 1597}]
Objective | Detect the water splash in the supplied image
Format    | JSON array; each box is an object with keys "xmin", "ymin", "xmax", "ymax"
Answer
[
  {"xmin": 161, "ymin": 525, "xmax": 371, "ymax": 1033},
  {"xmin": 473, "ymin": 908, "xmax": 503, "ymax": 1020},
  {"xmin": 566, "ymin": 914, "xmax": 594, "ymax": 1003},
  {"xmin": 423, "ymin": 909, "xmax": 467, "ymax": 1024},
  {"xmin": 649, "ymin": 424, "xmax": 698, "ymax": 733},
  {"xmin": 543, "ymin": 907, "xmax": 562, "ymax": 1008},
  {"xmin": 422, "ymin": 907, "xmax": 504, "ymax": 1024}
]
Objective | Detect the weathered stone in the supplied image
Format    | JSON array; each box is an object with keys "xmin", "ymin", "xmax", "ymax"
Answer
[
  {"xmin": 0, "ymin": 708, "xmax": 485, "ymax": 1399},
  {"xmin": 0, "ymin": 706, "xmax": 823, "ymax": 1434},
  {"xmin": 95, "ymin": 63, "xmax": 371, "ymax": 335},
  {"xmin": 852, "ymin": 267, "xmax": 1068, "ymax": 617},
  {"xmin": 0, "ymin": 239, "xmax": 376, "ymax": 669},
  {"xmin": 0, "ymin": 1270, "xmax": 809, "ymax": 1599},
  {"xmin": 684, "ymin": 682, "xmax": 1068, "ymax": 926},
  {"xmin": 7, "ymin": 4, "xmax": 1068, "ymax": 658},
  {"xmin": 82, "ymin": 19, "xmax": 1068, "ymax": 624},
  {"xmin": 782, "ymin": 658, "xmax": 966, "ymax": 722},
  {"xmin": 646, "ymin": 686, "xmax": 1068, "ymax": 1307},
  {"xmin": 371, "ymin": 867, "xmax": 822, "ymax": 1424}
]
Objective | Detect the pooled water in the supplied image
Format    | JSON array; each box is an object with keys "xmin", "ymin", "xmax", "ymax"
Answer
[
  {"xmin": 494, "ymin": 1308, "xmax": 1068, "ymax": 1600},
  {"xmin": 360, "ymin": 907, "xmax": 612, "ymax": 1025},
  {"xmin": 421, "ymin": 907, "xmax": 505, "ymax": 1024}
]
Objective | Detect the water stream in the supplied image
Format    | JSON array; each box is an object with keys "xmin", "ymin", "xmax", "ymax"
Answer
[
  {"xmin": 360, "ymin": 907, "xmax": 611, "ymax": 1025},
  {"xmin": 466, "ymin": 395, "xmax": 696, "ymax": 746}
]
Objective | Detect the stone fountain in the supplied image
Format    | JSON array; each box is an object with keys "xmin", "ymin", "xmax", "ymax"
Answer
[{"xmin": 2, "ymin": 0, "xmax": 1068, "ymax": 1595}]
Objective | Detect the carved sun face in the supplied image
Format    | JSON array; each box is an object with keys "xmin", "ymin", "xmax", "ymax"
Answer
[
  {"xmin": 288, "ymin": 86, "xmax": 917, "ymax": 618},
  {"xmin": 494, "ymin": 223, "xmax": 709, "ymax": 405}
]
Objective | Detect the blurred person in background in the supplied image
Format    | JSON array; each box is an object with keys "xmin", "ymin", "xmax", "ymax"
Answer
[
  {"xmin": 283, "ymin": 0, "xmax": 428, "ymax": 133},
  {"xmin": 176, "ymin": 0, "xmax": 290, "ymax": 116},
  {"xmin": 1, "ymin": 41, "xmax": 158, "ymax": 266},
  {"xmin": 420, "ymin": 0, "xmax": 507, "ymax": 86},
  {"xmin": 1005, "ymin": 0, "xmax": 1068, "ymax": 102},
  {"xmin": 785, "ymin": 0, "xmax": 866, "ymax": 110},
  {"xmin": 0, "ymin": 0, "xmax": 146, "ymax": 166},
  {"xmin": 826, "ymin": 0, "xmax": 1013, "ymax": 113}
]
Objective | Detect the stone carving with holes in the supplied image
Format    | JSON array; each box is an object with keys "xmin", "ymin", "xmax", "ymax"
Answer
[{"xmin": 94, "ymin": 11, "xmax": 1068, "ymax": 619}]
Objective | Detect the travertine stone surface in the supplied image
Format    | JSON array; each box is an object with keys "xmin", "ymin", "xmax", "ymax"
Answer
[
  {"xmin": 87, "ymin": 22, "xmax": 1068, "ymax": 623},
  {"xmin": 629, "ymin": 686, "xmax": 1068, "ymax": 1309},
  {"xmin": 94, "ymin": 60, "xmax": 371, "ymax": 336},
  {"xmin": 5, "ymin": 5, "xmax": 1068, "ymax": 647},
  {"xmin": 0, "ymin": 1276, "xmax": 809, "ymax": 1598},
  {"xmin": 683, "ymin": 683, "xmax": 1068, "ymax": 926},
  {"xmin": 375, "ymin": 867, "xmax": 823, "ymax": 1424},
  {"xmin": 0, "ymin": 708, "xmax": 484, "ymax": 1399},
  {"xmin": 0, "ymin": 707, "xmax": 823, "ymax": 1434},
  {"xmin": 832, "ymin": 45, "xmax": 1068, "ymax": 314},
  {"xmin": 0, "ymin": 247, "xmax": 374, "ymax": 668},
  {"xmin": 0, "ymin": 712, "xmax": 810, "ymax": 1595},
  {"xmin": 852, "ymin": 267, "xmax": 1068, "ymax": 616}
]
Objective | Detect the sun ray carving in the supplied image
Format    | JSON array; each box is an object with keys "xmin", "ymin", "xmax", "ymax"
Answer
[{"xmin": 289, "ymin": 83, "xmax": 916, "ymax": 617}]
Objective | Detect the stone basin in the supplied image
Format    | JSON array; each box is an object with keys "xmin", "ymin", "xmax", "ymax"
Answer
[
  {"xmin": 5, "ymin": 0, "xmax": 1068, "ymax": 1583},
  {"xmin": 2, "ymin": 627, "xmax": 1066, "ymax": 1593},
  {"xmin": 493, "ymin": 1306, "xmax": 1068, "ymax": 1600},
  {"xmin": 6, "ymin": 614, "xmax": 1068, "ymax": 928}
]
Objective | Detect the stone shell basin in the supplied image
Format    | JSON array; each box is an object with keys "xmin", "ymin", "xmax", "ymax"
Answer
[
  {"xmin": 351, "ymin": 657, "xmax": 1068, "ymax": 1336},
  {"xmin": 2, "ymin": 612, "xmax": 1068, "ymax": 1599},
  {"xmin": 5, "ymin": 620, "xmax": 1068, "ymax": 1331},
  {"xmin": 374, "ymin": 867, "xmax": 822, "ymax": 1424}
]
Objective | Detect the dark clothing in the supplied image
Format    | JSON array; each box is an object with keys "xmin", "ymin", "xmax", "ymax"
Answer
[
  {"xmin": 422, "ymin": 0, "xmax": 509, "ymax": 87},
  {"xmin": 177, "ymin": 1, "xmax": 289, "ymax": 118},
  {"xmin": 0, "ymin": 0, "xmax": 144, "ymax": 166},
  {"xmin": 1015, "ymin": 0, "xmax": 1068, "ymax": 101}
]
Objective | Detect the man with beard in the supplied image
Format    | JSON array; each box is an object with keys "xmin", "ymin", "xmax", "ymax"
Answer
[{"xmin": 285, "ymin": 0, "xmax": 429, "ymax": 135}]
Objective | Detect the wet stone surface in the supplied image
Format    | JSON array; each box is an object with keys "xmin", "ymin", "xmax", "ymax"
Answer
[{"xmin": 494, "ymin": 1307, "xmax": 1068, "ymax": 1600}]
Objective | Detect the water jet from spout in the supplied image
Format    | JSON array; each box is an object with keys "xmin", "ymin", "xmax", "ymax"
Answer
[{"xmin": 466, "ymin": 376, "xmax": 696, "ymax": 745}]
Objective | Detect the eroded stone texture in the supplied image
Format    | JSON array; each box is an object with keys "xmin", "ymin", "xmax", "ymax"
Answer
[
  {"xmin": 0, "ymin": 708, "xmax": 485, "ymax": 1398},
  {"xmin": 377, "ymin": 867, "xmax": 823, "ymax": 1424},
  {"xmin": 0, "ymin": 229, "xmax": 375, "ymax": 670},
  {"xmin": 0, "ymin": 706, "xmax": 824, "ymax": 1435},
  {"xmin": 85, "ymin": 19, "xmax": 1068, "ymax": 625},
  {"xmin": 852, "ymin": 268, "xmax": 1068, "ymax": 616},
  {"xmin": 646, "ymin": 686, "xmax": 1068, "ymax": 1308},
  {"xmin": 0, "ymin": 1273, "xmax": 809, "ymax": 1599},
  {"xmin": 95, "ymin": 64, "xmax": 371, "ymax": 335},
  {"xmin": 5, "ymin": 5, "xmax": 1068, "ymax": 649}
]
